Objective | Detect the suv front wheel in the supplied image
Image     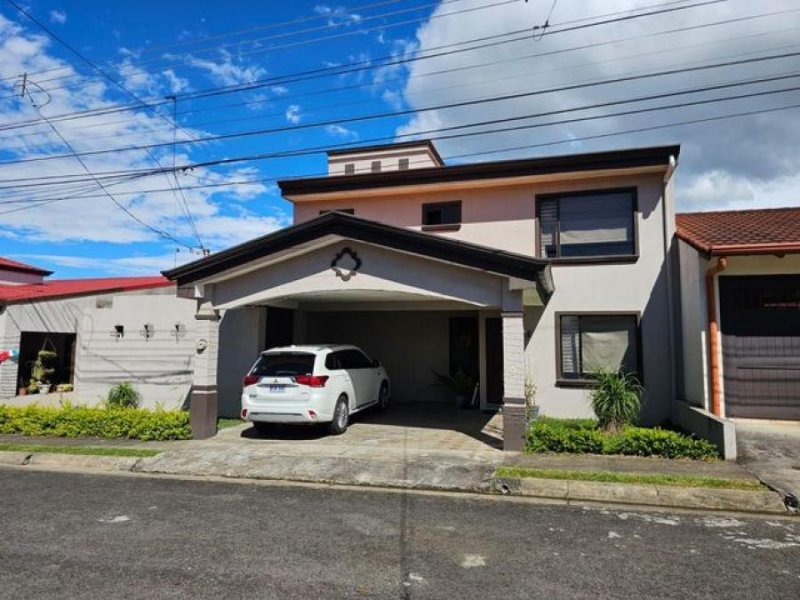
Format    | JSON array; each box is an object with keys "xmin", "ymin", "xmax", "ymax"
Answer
[{"xmin": 329, "ymin": 395, "xmax": 349, "ymax": 435}]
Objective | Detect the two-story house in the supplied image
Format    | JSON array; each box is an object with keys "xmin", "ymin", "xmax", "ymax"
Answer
[{"xmin": 164, "ymin": 141, "xmax": 680, "ymax": 449}]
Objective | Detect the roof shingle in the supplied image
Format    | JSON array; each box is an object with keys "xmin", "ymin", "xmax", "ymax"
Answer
[{"xmin": 676, "ymin": 207, "xmax": 800, "ymax": 255}]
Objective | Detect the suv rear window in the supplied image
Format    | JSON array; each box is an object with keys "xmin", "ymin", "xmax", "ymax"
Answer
[{"xmin": 251, "ymin": 353, "xmax": 315, "ymax": 377}]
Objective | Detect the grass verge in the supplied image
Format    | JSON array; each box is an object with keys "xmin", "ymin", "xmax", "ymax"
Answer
[
  {"xmin": 495, "ymin": 466, "xmax": 764, "ymax": 491},
  {"xmin": 0, "ymin": 442, "xmax": 160, "ymax": 458},
  {"xmin": 217, "ymin": 418, "xmax": 246, "ymax": 430}
]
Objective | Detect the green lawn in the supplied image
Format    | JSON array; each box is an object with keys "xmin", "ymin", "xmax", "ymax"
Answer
[
  {"xmin": 0, "ymin": 442, "xmax": 161, "ymax": 458},
  {"xmin": 495, "ymin": 466, "xmax": 764, "ymax": 491},
  {"xmin": 217, "ymin": 418, "xmax": 246, "ymax": 430}
]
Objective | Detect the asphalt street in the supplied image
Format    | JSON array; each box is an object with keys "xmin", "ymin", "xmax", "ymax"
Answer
[{"xmin": 0, "ymin": 468, "xmax": 797, "ymax": 599}]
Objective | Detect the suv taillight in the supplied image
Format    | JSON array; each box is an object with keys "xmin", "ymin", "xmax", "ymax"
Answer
[
  {"xmin": 294, "ymin": 375, "xmax": 329, "ymax": 388},
  {"xmin": 243, "ymin": 374, "xmax": 260, "ymax": 387}
]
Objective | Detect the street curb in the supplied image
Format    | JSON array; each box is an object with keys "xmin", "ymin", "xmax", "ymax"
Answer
[
  {"xmin": 493, "ymin": 477, "xmax": 789, "ymax": 515},
  {"xmin": 1, "ymin": 451, "xmax": 790, "ymax": 515}
]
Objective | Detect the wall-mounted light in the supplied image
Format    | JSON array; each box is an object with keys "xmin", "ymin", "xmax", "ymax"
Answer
[
  {"xmin": 140, "ymin": 323, "xmax": 154, "ymax": 340},
  {"xmin": 172, "ymin": 322, "xmax": 186, "ymax": 341},
  {"xmin": 111, "ymin": 325, "xmax": 124, "ymax": 340}
]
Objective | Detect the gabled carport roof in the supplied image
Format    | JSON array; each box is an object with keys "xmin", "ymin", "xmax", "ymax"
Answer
[{"xmin": 163, "ymin": 211, "xmax": 553, "ymax": 296}]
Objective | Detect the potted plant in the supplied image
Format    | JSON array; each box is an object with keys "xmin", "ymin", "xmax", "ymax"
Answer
[
  {"xmin": 31, "ymin": 349, "xmax": 57, "ymax": 394},
  {"xmin": 27, "ymin": 379, "xmax": 39, "ymax": 394},
  {"xmin": 432, "ymin": 369, "xmax": 476, "ymax": 408}
]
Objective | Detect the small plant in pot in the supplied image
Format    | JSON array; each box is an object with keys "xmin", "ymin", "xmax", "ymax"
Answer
[
  {"xmin": 30, "ymin": 349, "xmax": 57, "ymax": 394},
  {"xmin": 432, "ymin": 369, "xmax": 476, "ymax": 408}
]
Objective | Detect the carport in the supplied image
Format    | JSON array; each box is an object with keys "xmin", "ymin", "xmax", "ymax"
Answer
[{"xmin": 164, "ymin": 212, "xmax": 553, "ymax": 450}]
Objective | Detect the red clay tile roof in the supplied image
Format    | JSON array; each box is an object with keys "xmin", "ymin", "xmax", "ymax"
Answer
[
  {"xmin": 0, "ymin": 257, "xmax": 53, "ymax": 276},
  {"xmin": 0, "ymin": 276, "xmax": 172, "ymax": 304},
  {"xmin": 676, "ymin": 207, "xmax": 800, "ymax": 255}
]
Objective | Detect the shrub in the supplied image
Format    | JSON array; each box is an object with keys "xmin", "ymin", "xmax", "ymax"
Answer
[
  {"xmin": 525, "ymin": 418, "xmax": 718, "ymax": 460},
  {"xmin": 0, "ymin": 404, "xmax": 190, "ymax": 441},
  {"xmin": 589, "ymin": 370, "xmax": 643, "ymax": 432},
  {"xmin": 107, "ymin": 382, "xmax": 140, "ymax": 408}
]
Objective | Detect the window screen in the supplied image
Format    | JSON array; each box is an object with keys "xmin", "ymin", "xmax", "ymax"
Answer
[
  {"xmin": 538, "ymin": 190, "xmax": 635, "ymax": 258},
  {"xmin": 422, "ymin": 201, "xmax": 461, "ymax": 226},
  {"xmin": 559, "ymin": 314, "xmax": 639, "ymax": 380}
]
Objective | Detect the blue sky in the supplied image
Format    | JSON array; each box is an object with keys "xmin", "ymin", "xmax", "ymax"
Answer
[{"xmin": 0, "ymin": 0, "xmax": 798, "ymax": 278}]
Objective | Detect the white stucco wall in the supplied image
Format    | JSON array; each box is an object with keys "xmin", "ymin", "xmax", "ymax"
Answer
[
  {"xmin": 216, "ymin": 306, "xmax": 265, "ymax": 417},
  {"xmin": 305, "ymin": 310, "xmax": 458, "ymax": 404},
  {"xmin": 73, "ymin": 292, "xmax": 196, "ymax": 409},
  {"xmin": 0, "ymin": 289, "xmax": 196, "ymax": 409},
  {"xmin": 678, "ymin": 240, "xmax": 710, "ymax": 410}
]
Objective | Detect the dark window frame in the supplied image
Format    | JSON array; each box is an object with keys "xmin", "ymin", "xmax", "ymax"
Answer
[
  {"xmin": 319, "ymin": 208, "xmax": 355, "ymax": 215},
  {"xmin": 398, "ymin": 157, "xmax": 410, "ymax": 170},
  {"xmin": 371, "ymin": 161, "xmax": 382, "ymax": 173},
  {"xmin": 344, "ymin": 163, "xmax": 355, "ymax": 175},
  {"xmin": 535, "ymin": 187, "xmax": 639, "ymax": 264},
  {"xmin": 554, "ymin": 311, "xmax": 643, "ymax": 388},
  {"xmin": 421, "ymin": 200, "xmax": 462, "ymax": 232}
]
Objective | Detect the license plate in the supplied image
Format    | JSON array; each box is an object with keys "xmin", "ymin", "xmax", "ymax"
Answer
[{"xmin": 268, "ymin": 385, "xmax": 284, "ymax": 393}]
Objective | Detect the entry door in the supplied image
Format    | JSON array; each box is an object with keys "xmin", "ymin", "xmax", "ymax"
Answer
[
  {"xmin": 485, "ymin": 318, "xmax": 504, "ymax": 405},
  {"xmin": 264, "ymin": 307, "xmax": 294, "ymax": 350},
  {"xmin": 719, "ymin": 275, "xmax": 800, "ymax": 420}
]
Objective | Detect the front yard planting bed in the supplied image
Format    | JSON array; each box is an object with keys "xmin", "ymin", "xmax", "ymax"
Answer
[
  {"xmin": 495, "ymin": 466, "xmax": 764, "ymax": 491},
  {"xmin": 526, "ymin": 418, "xmax": 719, "ymax": 460},
  {"xmin": 0, "ymin": 404, "xmax": 191, "ymax": 441},
  {"xmin": 0, "ymin": 442, "xmax": 161, "ymax": 458}
]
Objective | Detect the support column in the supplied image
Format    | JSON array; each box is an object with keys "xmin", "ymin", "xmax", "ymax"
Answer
[
  {"xmin": 502, "ymin": 310, "xmax": 526, "ymax": 452},
  {"xmin": 190, "ymin": 303, "xmax": 220, "ymax": 440}
]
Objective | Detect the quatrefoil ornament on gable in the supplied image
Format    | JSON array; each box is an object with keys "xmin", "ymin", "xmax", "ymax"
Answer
[{"xmin": 331, "ymin": 247, "xmax": 362, "ymax": 281}]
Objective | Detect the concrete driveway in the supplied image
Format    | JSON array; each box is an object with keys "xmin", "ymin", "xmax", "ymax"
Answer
[{"xmin": 736, "ymin": 420, "xmax": 800, "ymax": 507}]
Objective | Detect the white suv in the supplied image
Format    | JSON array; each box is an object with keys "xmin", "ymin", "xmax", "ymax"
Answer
[{"xmin": 240, "ymin": 345, "xmax": 390, "ymax": 435}]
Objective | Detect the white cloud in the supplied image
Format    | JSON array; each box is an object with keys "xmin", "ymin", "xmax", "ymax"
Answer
[
  {"xmin": 0, "ymin": 14, "xmax": 287, "ymax": 256},
  {"xmin": 49, "ymin": 10, "xmax": 67, "ymax": 25},
  {"xmin": 182, "ymin": 49, "xmax": 266, "ymax": 87},
  {"xmin": 395, "ymin": 0, "xmax": 800, "ymax": 212},
  {"xmin": 285, "ymin": 104, "xmax": 302, "ymax": 124},
  {"xmin": 313, "ymin": 5, "xmax": 362, "ymax": 27},
  {"xmin": 325, "ymin": 124, "xmax": 359, "ymax": 141}
]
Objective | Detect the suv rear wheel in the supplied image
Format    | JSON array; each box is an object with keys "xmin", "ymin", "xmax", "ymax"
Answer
[
  {"xmin": 329, "ymin": 395, "xmax": 349, "ymax": 435},
  {"xmin": 378, "ymin": 382, "xmax": 390, "ymax": 411}
]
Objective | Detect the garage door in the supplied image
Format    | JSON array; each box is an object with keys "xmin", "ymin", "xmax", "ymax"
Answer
[{"xmin": 719, "ymin": 275, "xmax": 800, "ymax": 420}]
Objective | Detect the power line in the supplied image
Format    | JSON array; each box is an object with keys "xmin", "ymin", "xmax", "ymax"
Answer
[
  {"xmin": 0, "ymin": 76, "xmax": 796, "ymax": 193},
  {"xmin": 0, "ymin": 0, "xmax": 730, "ymax": 134},
  {"xmin": 2, "ymin": 100, "xmax": 798, "ymax": 216},
  {"xmin": 0, "ymin": 49, "xmax": 797, "ymax": 169}
]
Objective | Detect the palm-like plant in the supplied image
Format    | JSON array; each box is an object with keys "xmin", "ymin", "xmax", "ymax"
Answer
[{"xmin": 589, "ymin": 369, "xmax": 643, "ymax": 432}]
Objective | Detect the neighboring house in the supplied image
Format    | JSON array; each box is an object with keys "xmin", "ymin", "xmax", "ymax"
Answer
[
  {"xmin": 0, "ymin": 258, "xmax": 196, "ymax": 409},
  {"xmin": 677, "ymin": 207, "xmax": 800, "ymax": 422},
  {"xmin": 164, "ymin": 141, "xmax": 681, "ymax": 449}
]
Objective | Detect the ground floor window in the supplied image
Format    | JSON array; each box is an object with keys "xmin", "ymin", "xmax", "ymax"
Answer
[
  {"xmin": 557, "ymin": 313, "xmax": 639, "ymax": 384},
  {"xmin": 17, "ymin": 332, "xmax": 76, "ymax": 392}
]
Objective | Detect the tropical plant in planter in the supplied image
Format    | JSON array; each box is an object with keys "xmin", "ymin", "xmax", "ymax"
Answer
[
  {"xmin": 589, "ymin": 369, "xmax": 643, "ymax": 433},
  {"xmin": 30, "ymin": 349, "xmax": 57, "ymax": 393},
  {"xmin": 432, "ymin": 369, "xmax": 476, "ymax": 408}
]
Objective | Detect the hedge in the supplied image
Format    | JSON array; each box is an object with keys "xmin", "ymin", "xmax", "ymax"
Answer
[
  {"xmin": 525, "ymin": 418, "xmax": 719, "ymax": 460},
  {"xmin": 0, "ymin": 404, "xmax": 191, "ymax": 441}
]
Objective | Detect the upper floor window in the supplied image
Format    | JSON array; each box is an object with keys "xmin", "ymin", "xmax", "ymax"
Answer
[
  {"xmin": 371, "ymin": 161, "xmax": 382, "ymax": 173},
  {"xmin": 344, "ymin": 163, "xmax": 355, "ymax": 175},
  {"xmin": 422, "ymin": 201, "xmax": 461, "ymax": 230},
  {"xmin": 537, "ymin": 189, "xmax": 636, "ymax": 260},
  {"xmin": 398, "ymin": 158, "xmax": 410, "ymax": 170}
]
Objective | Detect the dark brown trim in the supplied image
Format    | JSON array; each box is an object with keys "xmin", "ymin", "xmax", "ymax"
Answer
[
  {"xmin": 163, "ymin": 211, "xmax": 554, "ymax": 297},
  {"xmin": 421, "ymin": 224, "xmax": 461, "ymax": 232},
  {"xmin": 0, "ymin": 262, "xmax": 53, "ymax": 276},
  {"xmin": 554, "ymin": 311, "xmax": 643, "ymax": 387},
  {"xmin": 281, "ymin": 145, "xmax": 680, "ymax": 196},
  {"xmin": 535, "ymin": 186, "xmax": 640, "ymax": 263},
  {"xmin": 327, "ymin": 139, "xmax": 444, "ymax": 166}
]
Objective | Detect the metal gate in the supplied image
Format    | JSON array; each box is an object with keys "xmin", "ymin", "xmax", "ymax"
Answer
[{"xmin": 719, "ymin": 275, "xmax": 800, "ymax": 420}]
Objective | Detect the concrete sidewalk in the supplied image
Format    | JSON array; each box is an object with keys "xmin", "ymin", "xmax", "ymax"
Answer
[{"xmin": 0, "ymin": 421, "xmax": 791, "ymax": 514}]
